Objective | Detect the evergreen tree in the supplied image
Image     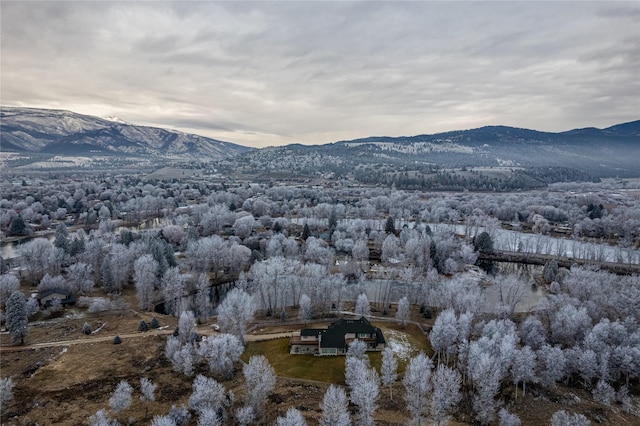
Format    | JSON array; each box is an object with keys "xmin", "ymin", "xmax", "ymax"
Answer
[
  {"xmin": 6, "ymin": 291, "xmax": 28, "ymax": 344},
  {"xmin": 302, "ymin": 223, "xmax": 311, "ymax": 241},
  {"xmin": 384, "ymin": 217, "xmax": 395, "ymax": 234},
  {"xmin": 8, "ymin": 215, "xmax": 27, "ymax": 236},
  {"xmin": 54, "ymin": 223, "xmax": 69, "ymax": 253}
]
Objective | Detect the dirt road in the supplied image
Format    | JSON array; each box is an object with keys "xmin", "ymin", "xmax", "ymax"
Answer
[{"xmin": 0, "ymin": 327, "xmax": 292, "ymax": 353}]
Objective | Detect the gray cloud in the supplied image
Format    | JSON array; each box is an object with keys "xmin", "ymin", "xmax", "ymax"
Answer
[{"xmin": 1, "ymin": 1, "xmax": 638, "ymax": 148}]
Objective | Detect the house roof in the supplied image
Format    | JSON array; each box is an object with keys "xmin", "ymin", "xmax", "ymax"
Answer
[
  {"xmin": 310, "ymin": 317, "xmax": 385, "ymax": 350},
  {"xmin": 300, "ymin": 328, "xmax": 324, "ymax": 337},
  {"xmin": 39, "ymin": 288, "xmax": 72, "ymax": 299}
]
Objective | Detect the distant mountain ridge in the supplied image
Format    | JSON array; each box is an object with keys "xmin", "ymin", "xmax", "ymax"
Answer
[
  {"xmin": 0, "ymin": 107, "xmax": 252, "ymax": 159},
  {"xmin": 245, "ymin": 119, "xmax": 639, "ymax": 178}
]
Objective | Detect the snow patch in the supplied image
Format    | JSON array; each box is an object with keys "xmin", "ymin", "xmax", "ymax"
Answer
[{"xmin": 384, "ymin": 330, "xmax": 412, "ymax": 360}]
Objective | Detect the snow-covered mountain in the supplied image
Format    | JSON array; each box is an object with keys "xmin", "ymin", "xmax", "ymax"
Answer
[{"xmin": 0, "ymin": 107, "xmax": 252, "ymax": 159}]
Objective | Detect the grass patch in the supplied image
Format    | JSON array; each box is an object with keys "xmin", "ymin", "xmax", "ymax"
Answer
[{"xmin": 243, "ymin": 338, "xmax": 347, "ymax": 384}]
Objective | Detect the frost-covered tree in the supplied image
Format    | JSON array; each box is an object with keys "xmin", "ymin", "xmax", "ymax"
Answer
[
  {"xmin": 178, "ymin": 310, "xmax": 196, "ymax": 345},
  {"xmin": 188, "ymin": 374, "xmax": 225, "ymax": 415},
  {"xmin": 235, "ymin": 405, "xmax": 255, "ymax": 426},
  {"xmin": 0, "ymin": 274, "xmax": 20, "ymax": 308},
  {"xmin": 198, "ymin": 333, "xmax": 244, "ymax": 379},
  {"xmin": 89, "ymin": 409, "xmax": 119, "ymax": 426},
  {"xmin": 298, "ymin": 293, "xmax": 313, "ymax": 324},
  {"xmin": 162, "ymin": 267, "xmax": 188, "ymax": 316},
  {"xmin": 67, "ymin": 262, "xmax": 94, "ymax": 295},
  {"xmin": 519, "ymin": 315, "xmax": 546, "ymax": 350},
  {"xmin": 320, "ymin": 385, "xmax": 350, "ymax": 426},
  {"xmin": 349, "ymin": 364, "xmax": 379, "ymax": 426},
  {"xmin": 347, "ymin": 339, "xmax": 368, "ymax": 361},
  {"xmin": 6, "ymin": 291, "xmax": 28, "ymax": 345},
  {"xmin": 275, "ymin": 408, "xmax": 307, "ymax": 426},
  {"xmin": 355, "ymin": 293, "xmax": 371, "ymax": 317},
  {"xmin": 381, "ymin": 234, "xmax": 401, "ymax": 264},
  {"xmin": 473, "ymin": 231, "xmax": 493, "ymax": 252},
  {"xmin": 550, "ymin": 410, "xmax": 590, "ymax": 426},
  {"xmin": 0, "ymin": 377, "xmax": 14, "ymax": 413},
  {"xmin": 109, "ymin": 380, "xmax": 132, "ymax": 415},
  {"xmin": 592, "ymin": 380, "xmax": 615, "ymax": 406},
  {"xmin": 380, "ymin": 347, "xmax": 397, "ymax": 401},
  {"xmin": 217, "ymin": 288, "xmax": 255, "ymax": 344},
  {"xmin": 498, "ymin": 409, "xmax": 521, "ymax": 426},
  {"xmin": 577, "ymin": 349, "xmax": 598, "ymax": 386},
  {"xmin": 551, "ymin": 304, "xmax": 591, "ymax": 346},
  {"xmin": 194, "ymin": 273, "xmax": 212, "ymax": 322},
  {"xmin": 134, "ymin": 255, "xmax": 158, "ymax": 310},
  {"xmin": 511, "ymin": 346, "xmax": 536, "ymax": 399},
  {"xmin": 167, "ymin": 404, "xmax": 191, "ymax": 426},
  {"xmin": 243, "ymin": 355, "xmax": 276, "ymax": 415},
  {"xmin": 468, "ymin": 350, "xmax": 502, "ymax": 425},
  {"xmin": 196, "ymin": 407, "xmax": 222, "ymax": 426},
  {"xmin": 536, "ymin": 344, "xmax": 567, "ymax": 387},
  {"xmin": 150, "ymin": 416, "xmax": 177, "ymax": 426},
  {"xmin": 403, "ymin": 352, "xmax": 433, "ymax": 425},
  {"xmin": 166, "ymin": 335, "xmax": 195, "ymax": 376},
  {"xmin": 140, "ymin": 377, "xmax": 156, "ymax": 420},
  {"xmin": 430, "ymin": 308, "xmax": 458, "ymax": 363},
  {"xmin": 395, "ymin": 296, "xmax": 410, "ymax": 327},
  {"xmin": 430, "ymin": 364, "xmax": 461, "ymax": 426}
]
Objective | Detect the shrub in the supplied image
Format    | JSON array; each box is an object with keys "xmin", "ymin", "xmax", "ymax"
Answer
[
  {"xmin": 82, "ymin": 322, "xmax": 92, "ymax": 335},
  {"xmin": 150, "ymin": 316, "xmax": 160, "ymax": 329}
]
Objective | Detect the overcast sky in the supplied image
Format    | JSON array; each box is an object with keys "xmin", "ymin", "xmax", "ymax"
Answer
[{"xmin": 2, "ymin": 1, "xmax": 638, "ymax": 148}]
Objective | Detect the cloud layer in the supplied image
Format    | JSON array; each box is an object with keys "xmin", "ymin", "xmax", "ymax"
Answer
[{"xmin": 2, "ymin": 1, "xmax": 638, "ymax": 147}]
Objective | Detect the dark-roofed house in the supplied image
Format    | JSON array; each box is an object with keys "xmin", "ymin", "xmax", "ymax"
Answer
[
  {"xmin": 38, "ymin": 288, "xmax": 76, "ymax": 307},
  {"xmin": 290, "ymin": 317, "xmax": 385, "ymax": 356}
]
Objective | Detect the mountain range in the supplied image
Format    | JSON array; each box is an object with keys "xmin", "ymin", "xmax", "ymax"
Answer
[
  {"xmin": 0, "ymin": 107, "xmax": 251, "ymax": 159},
  {"xmin": 1, "ymin": 107, "xmax": 638, "ymax": 177}
]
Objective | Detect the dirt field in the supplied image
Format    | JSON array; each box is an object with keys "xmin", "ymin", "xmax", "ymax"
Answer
[{"xmin": 1, "ymin": 293, "xmax": 638, "ymax": 425}]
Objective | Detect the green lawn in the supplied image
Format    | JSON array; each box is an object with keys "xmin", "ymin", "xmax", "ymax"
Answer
[
  {"xmin": 242, "ymin": 338, "xmax": 348, "ymax": 384},
  {"xmin": 242, "ymin": 322, "xmax": 432, "ymax": 384}
]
